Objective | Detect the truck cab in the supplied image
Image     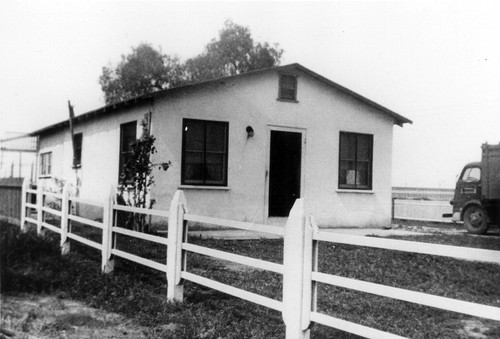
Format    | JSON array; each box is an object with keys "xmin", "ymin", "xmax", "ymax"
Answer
[
  {"xmin": 450, "ymin": 143, "xmax": 500, "ymax": 234},
  {"xmin": 451, "ymin": 162, "xmax": 486, "ymax": 233}
]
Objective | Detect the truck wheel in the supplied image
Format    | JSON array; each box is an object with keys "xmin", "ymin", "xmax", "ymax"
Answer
[{"xmin": 463, "ymin": 205, "xmax": 490, "ymax": 234}]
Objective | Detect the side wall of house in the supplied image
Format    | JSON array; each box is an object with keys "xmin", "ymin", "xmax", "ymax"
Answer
[
  {"xmin": 151, "ymin": 71, "xmax": 395, "ymax": 227},
  {"xmin": 37, "ymin": 107, "xmax": 149, "ymax": 204}
]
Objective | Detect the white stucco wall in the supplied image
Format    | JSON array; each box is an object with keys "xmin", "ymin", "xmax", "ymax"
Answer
[
  {"xmin": 37, "ymin": 68, "xmax": 399, "ymax": 227},
  {"xmin": 150, "ymin": 70, "xmax": 396, "ymax": 227},
  {"xmin": 37, "ymin": 108, "xmax": 148, "ymax": 202}
]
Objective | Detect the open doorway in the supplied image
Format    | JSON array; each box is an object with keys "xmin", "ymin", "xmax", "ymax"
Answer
[{"xmin": 268, "ymin": 130, "xmax": 302, "ymax": 217}]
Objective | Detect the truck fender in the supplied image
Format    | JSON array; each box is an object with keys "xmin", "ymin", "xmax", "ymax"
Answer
[{"xmin": 461, "ymin": 200, "xmax": 490, "ymax": 223}]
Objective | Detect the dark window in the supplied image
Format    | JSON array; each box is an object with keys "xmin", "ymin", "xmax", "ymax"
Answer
[
  {"xmin": 119, "ymin": 121, "xmax": 137, "ymax": 183},
  {"xmin": 40, "ymin": 152, "xmax": 52, "ymax": 176},
  {"xmin": 339, "ymin": 132, "xmax": 373, "ymax": 190},
  {"xmin": 73, "ymin": 133, "xmax": 82, "ymax": 168},
  {"xmin": 278, "ymin": 74, "xmax": 298, "ymax": 101},
  {"xmin": 182, "ymin": 119, "xmax": 229, "ymax": 186}
]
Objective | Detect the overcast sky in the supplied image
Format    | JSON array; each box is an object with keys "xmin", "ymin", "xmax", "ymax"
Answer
[{"xmin": 1, "ymin": 0, "xmax": 499, "ymax": 188}]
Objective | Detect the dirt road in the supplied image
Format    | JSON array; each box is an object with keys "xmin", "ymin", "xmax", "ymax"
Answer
[{"xmin": 1, "ymin": 294, "xmax": 152, "ymax": 339}]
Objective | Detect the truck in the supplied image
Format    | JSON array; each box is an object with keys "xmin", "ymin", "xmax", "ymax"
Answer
[{"xmin": 448, "ymin": 143, "xmax": 500, "ymax": 234}]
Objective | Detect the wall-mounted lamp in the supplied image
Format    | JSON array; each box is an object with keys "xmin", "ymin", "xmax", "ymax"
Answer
[{"xmin": 246, "ymin": 126, "xmax": 254, "ymax": 138}]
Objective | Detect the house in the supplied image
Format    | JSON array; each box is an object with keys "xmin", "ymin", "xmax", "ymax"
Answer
[{"xmin": 30, "ymin": 63, "xmax": 411, "ymax": 227}]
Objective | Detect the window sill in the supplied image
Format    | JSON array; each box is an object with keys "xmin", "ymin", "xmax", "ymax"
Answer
[
  {"xmin": 276, "ymin": 98, "xmax": 299, "ymax": 103},
  {"xmin": 178, "ymin": 185, "xmax": 230, "ymax": 191},
  {"xmin": 336, "ymin": 189, "xmax": 374, "ymax": 194}
]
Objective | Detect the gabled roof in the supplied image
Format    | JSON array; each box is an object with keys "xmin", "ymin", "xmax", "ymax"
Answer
[
  {"xmin": 285, "ymin": 64, "xmax": 412, "ymax": 126},
  {"xmin": 30, "ymin": 63, "xmax": 411, "ymax": 136}
]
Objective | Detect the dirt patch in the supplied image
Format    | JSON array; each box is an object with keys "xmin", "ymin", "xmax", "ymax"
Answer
[{"xmin": 1, "ymin": 294, "xmax": 151, "ymax": 338}]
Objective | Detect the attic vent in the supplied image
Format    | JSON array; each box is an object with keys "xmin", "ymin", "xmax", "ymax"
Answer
[{"xmin": 278, "ymin": 74, "xmax": 298, "ymax": 102}]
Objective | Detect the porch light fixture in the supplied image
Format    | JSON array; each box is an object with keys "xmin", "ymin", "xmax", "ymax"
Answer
[{"xmin": 246, "ymin": 126, "xmax": 254, "ymax": 138}]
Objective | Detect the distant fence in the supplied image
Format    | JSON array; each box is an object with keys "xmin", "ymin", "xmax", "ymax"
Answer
[
  {"xmin": 0, "ymin": 177, "xmax": 24, "ymax": 224},
  {"xmin": 393, "ymin": 199, "xmax": 453, "ymax": 223},
  {"xmin": 392, "ymin": 187, "xmax": 454, "ymax": 223},
  {"xmin": 392, "ymin": 187, "xmax": 454, "ymax": 201},
  {"xmin": 20, "ymin": 179, "xmax": 500, "ymax": 339}
]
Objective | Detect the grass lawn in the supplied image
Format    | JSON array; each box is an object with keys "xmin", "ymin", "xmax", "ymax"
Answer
[{"xmin": 1, "ymin": 220, "xmax": 499, "ymax": 338}]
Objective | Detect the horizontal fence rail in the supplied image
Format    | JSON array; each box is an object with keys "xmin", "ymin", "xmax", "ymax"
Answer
[
  {"xmin": 182, "ymin": 271, "xmax": 283, "ymax": 311},
  {"xmin": 314, "ymin": 230, "xmax": 500, "ymax": 264},
  {"xmin": 112, "ymin": 225, "xmax": 168, "ymax": 245},
  {"xmin": 68, "ymin": 195, "xmax": 104, "ymax": 207},
  {"xmin": 42, "ymin": 206, "xmax": 62, "ymax": 217},
  {"xmin": 24, "ymin": 216, "xmax": 37, "ymax": 225},
  {"xmin": 25, "ymin": 202, "xmax": 37, "ymax": 210},
  {"xmin": 19, "ymin": 179, "xmax": 500, "ymax": 339},
  {"xmin": 41, "ymin": 222, "xmax": 60, "ymax": 234},
  {"xmin": 183, "ymin": 242, "xmax": 284, "ymax": 274},
  {"xmin": 39, "ymin": 191, "xmax": 62, "ymax": 199},
  {"xmin": 310, "ymin": 312, "xmax": 406, "ymax": 339},
  {"xmin": 111, "ymin": 248, "xmax": 167, "ymax": 272},
  {"xmin": 68, "ymin": 214, "xmax": 103, "ymax": 229},
  {"xmin": 185, "ymin": 213, "xmax": 284, "ymax": 236},
  {"xmin": 67, "ymin": 232, "xmax": 102, "ymax": 250},
  {"xmin": 312, "ymin": 272, "xmax": 500, "ymax": 321},
  {"xmin": 113, "ymin": 203, "xmax": 170, "ymax": 218}
]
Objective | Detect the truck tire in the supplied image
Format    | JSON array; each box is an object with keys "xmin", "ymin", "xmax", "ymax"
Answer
[{"xmin": 463, "ymin": 205, "xmax": 490, "ymax": 234}]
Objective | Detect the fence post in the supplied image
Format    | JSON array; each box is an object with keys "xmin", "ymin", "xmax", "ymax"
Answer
[
  {"xmin": 309, "ymin": 217, "xmax": 320, "ymax": 317},
  {"xmin": 391, "ymin": 197, "xmax": 396, "ymax": 219},
  {"xmin": 60, "ymin": 183, "xmax": 71, "ymax": 255},
  {"xmin": 167, "ymin": 190, "xmax": 188, "ymax": 302},
  {"xmin": 20, "ymin": 177, "xmax": 29, "ymax": 232},
  {"xmin": 282, "ymin": 198, "xmax": 313, "ymax": 339},
  {"xmin": 102, "ymin": 186, "xmax": 116, "ymax": 273},
  {"xmin": 36, "ymin": 183, "xmax": 43, "ymax": 235}
]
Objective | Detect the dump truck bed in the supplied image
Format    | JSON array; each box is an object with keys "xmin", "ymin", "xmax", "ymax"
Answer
[{"xmin": 482, "ymin": 143, "xmax": 500, "ymax": 200}]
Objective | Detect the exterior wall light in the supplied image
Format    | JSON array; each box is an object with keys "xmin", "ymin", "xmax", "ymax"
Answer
[{"xmin": 246, "ymin": 126, "xmax": 254, "ymax": 138}]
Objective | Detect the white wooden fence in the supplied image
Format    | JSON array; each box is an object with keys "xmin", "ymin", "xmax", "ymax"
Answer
[
  {"xmin": 20, "ymin": 178, "xmax": 500, "ymax": 339},
  {"xmin": 393, "ymin": 199, "xmax": 453, "ymax": 223}
]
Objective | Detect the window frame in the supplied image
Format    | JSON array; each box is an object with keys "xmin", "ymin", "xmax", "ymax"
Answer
[
  {"xmin": 181, "ymin": 118, "xmax": 229, "ymax": 187},
  {"xmin": 338, "ymin": 131, "xmax": 374, "ymax": 190},
  {"xmin": 461, "ymin": 166, "xmax": 481, "ymax": 182},
  {"xmin": 40, "ymin": 151, "xmax": 52, "ymax": 177},
  {"xmin": 277, "ymin": 74, "xmax": 298, "ymax": 102},
  {"xmin": 118, "ymin": 121, "xmax": 137, "ymax": 184},
  {"xmin": 73, "ymin": 133, "xmax": 83, "ymax": 169}
]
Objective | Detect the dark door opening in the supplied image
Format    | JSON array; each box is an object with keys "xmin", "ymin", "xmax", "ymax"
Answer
[{"xmin": 269, "ymin": 130, "xmax": 302, "ymax": 217}]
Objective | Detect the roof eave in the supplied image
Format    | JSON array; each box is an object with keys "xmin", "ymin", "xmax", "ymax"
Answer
[
  {"xmin": 29, "ymin": 95, "xmax": 154, "ymax": 136},
  {"xmin": 286, "ymin": 64, "xmax": 412, "ymax": 126}
]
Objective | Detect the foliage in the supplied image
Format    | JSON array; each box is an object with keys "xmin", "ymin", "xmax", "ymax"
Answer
[
  {"xmin": 99, "ymin": 20, "xmax": 284, "ymax": 104},
  {"xmin": 99, "ymin": 43, "xmax": 185, "ymax": 104},
  {"xmin": 118, "ymin": 119, "xmax": 171, "ymax": 232},
  {"xmin": 184, "ymin": 20, "xmax": 283, "ymax": 83}
]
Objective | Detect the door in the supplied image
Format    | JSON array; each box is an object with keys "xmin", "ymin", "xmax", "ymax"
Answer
[
  {"xmin": 452, "ymin": 165, "xmax": 482, "ymax": 214},
  {"xmin": 268, "ymin": 130, "xmax": 302, "ymax": 216}
]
